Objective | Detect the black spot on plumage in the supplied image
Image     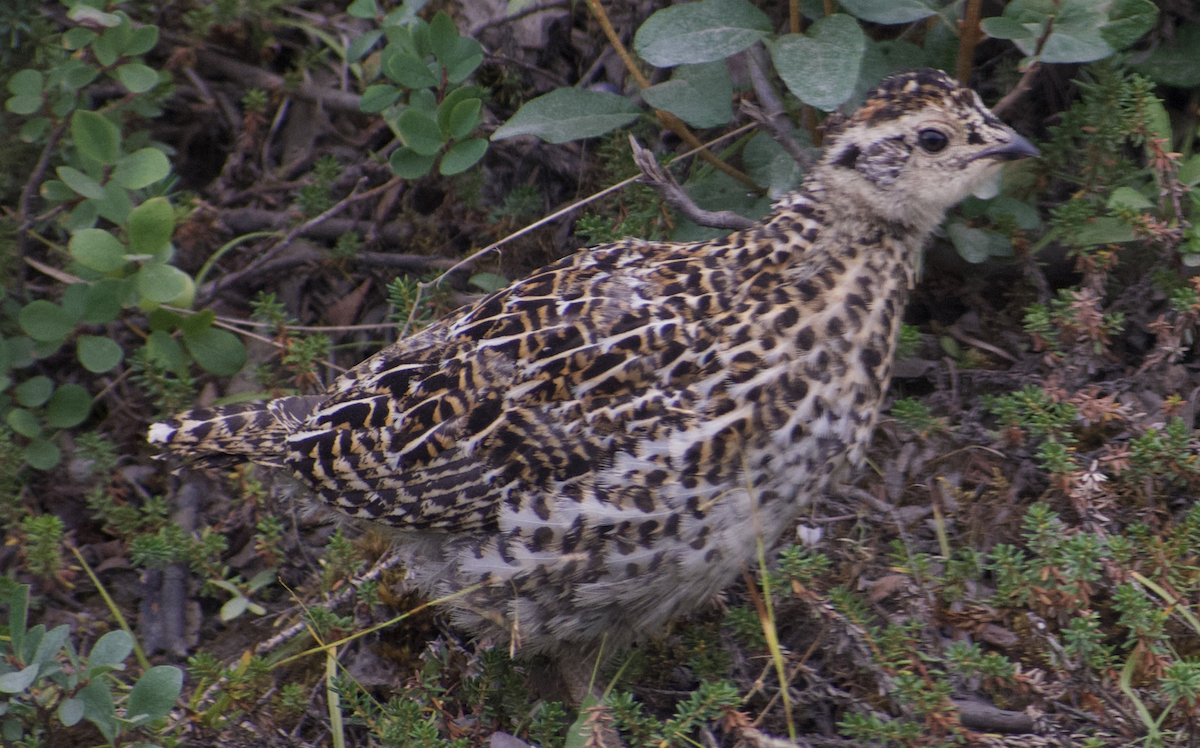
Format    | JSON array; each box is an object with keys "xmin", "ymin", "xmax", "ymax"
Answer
[{"xmin": 834, "ymin": 144, "xmax": 860, "ymax": 169}]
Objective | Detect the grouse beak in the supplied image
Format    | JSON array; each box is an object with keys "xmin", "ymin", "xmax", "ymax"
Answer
[{"xmin": 976, "ymin": 132, "xmax": 1040, "ymax": 162}]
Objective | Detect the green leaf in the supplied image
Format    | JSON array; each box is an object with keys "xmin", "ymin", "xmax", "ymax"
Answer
[
  {"xmin": 7, "ymin": 409, "xmax": 41, "ymax": 438},
  {"xmin": 1101, "ymin": 0, "xmax": 1157, "ymax": 51},
  {"xmin": 771, "ymin": 16, "xmax": 866, "ymax": 111},
  {"xmin": 58, "ymin": 698, "xmax": 85, "ymax": 728},
  {"xmin": 384, "ymin": 51, "xmax": 440, "ymax": 88},
  {"xmin": 92, "ymin": 18, "xmax": 132, "ymax": 67},
  {"xmin": 1133, "ymin": 22, "xmax": 1200, "ymax": 88},
  {"xmin": 429, "ymin": 11, "xmax": 459, "ymax": 67},
  {"xmin": 128, "ymin": 197, "xmax": 175, "ymax": 254},
  {"xmin": 347, "ymin": 0, "xmax": 379, "ymax": 18},
  {"xmin": 641, "ymin": 61, "xmax": 732, "ymax": 128},
  {"xmin": 56, "ymin": 166, "xmax": 107, "ymax": 200},
  {"xmin": 77, "ymin": 680, "xmax": 118, "ymax": 743},
  {"xmin": 348, "ymin": 29, "xmax": 384, "ymax": 62},
  {"xmin": 137, "ymin": 264, "xmax": 190, "ymax": 304},
  {"xmin": 439, "ymin": 138, "xmax": 487, "ymax": 175},
  {"xmin": 20, "ymin": 116, "xmax": 51, "ymax": 141},
  {"xmin": 6, "ymin": 93, "xmax": 43, "ymax": 115},
  {"xmin": 1039, "ymin": 27, "xmax": 1112, "ymax": 64},
  {"xmin": 19, "ymin": 300, "xmax": 78, "ymax": 342},
  {"xmin": 183, "ymin": 327, "xmax": 247, "ymax": 376},
  {"xmin": 469, "ymin": 272, "xmax": 509, "ymax": 293},
  {"xmin": 78, "ymin": 336, "xmax": 124, "ymax": 373},
  {"xmin": 85, "ymin": 630, "xmax": 132, "ymax": 678},
  {"xmin": 8, "ymin": 69, "xmax": 43, "ymax": 97},
  {"xmin": 633, "ymin": 0, "xmax": 771, "ymax": 67},
  {"xmin": 0, "ymin": 665, "xmax": 38, "ymax": 693},
  {"xmin": 125, "ymin": 666, "xmax": 182, "ymax": 725},
  {"xmin": 92, "ymin": 180, "xmax": 134, "ymax": 225},
  {"xmin": 947, "ymin": 222, "xmax": 1013, "ymax": 263},
  {"xmin": 15, "ymin": 376, "xmax": 53, "ymax": 408},
  {"xmin": 63, "ymin": 27, "xmax": 97, "ymax": 50},
  {"xmin": 446, "ymin": 97, "xmax": 482, "ymax": 140},
  {"xmin": 446, "ymin": 37, "xmax": 483, "ymax": 84},
  {"xmin": 46, "ymin": 384, "xmax": 92, "ymax": 428},
  {"xmin": 116, "ymin": 62, "xmax": 159, "ymax": 93},
  {"xmin": 127, "ymin": 25, "xmax": 159, "ymax": 55},
  {"xmin": 984, "ymin": 196, "xmax": 1041, "ymax": 230},
  {"xmin": 5, "ymin": 69, "xmax": 43, "ymax": 115},
  {"xmin": 23, "ymin": 438, "xmax": 60, "ymax": 470},
  {"xmin": 1178, "ymin": 155, "xmax": 1200, "ymax": 188},
  {"xmin": 837, "ymin": 0, "xmax": 939, "ymax": 24},
  {"xmin": 41, "ymin": 180, "xmax": 76, "ymax": 202},
  {"xmin": 744, "ymin": 130, "xmax": 805, "ymax": 198},
  {"xmin": 145, "ymin": 330, "xmax": 186, "ymax": 371},
  {"xmin": 70, "ymin": 229, "xmax": 129, "ymax": 273},
  {"xmin": 72, "ymin": 110, "xmax": 121, "ymax": 165},
  {"xmin": 389, "ymin": 147, "xmax": 436, "ymax": 178},
  {"xmin": 360, "ymin": 84, "xmax": 400, "ymax": 113},
  {"xmin": 492, "ymin": 88, "xmax": 641, "ymax": 144},
  {"xmin": 979, "ymin": 16, "xmax": 1030, "ymax": 40},
  {"xmin": 220, "ymin": 595, "xmax": 249, "ymax": 621},
  {"xmin": 1069, "ymin": 216, "xmax": 1138, "ymax": 246},
  {"xmin": 31, "ymin": 625, "xmax": 70, "ymax": 667},
  {"xmin": 112, "ymin": 147, "xmax": 171, "ymax": 189},
  {"xmin": 1107, "ymin": 186, "xmax": 1154, "ymax": 212},
  {"xmin": 398, "ymin": 107, "xmax": 445, "ymax": 155},
  {"xmin": 83, "ymin": 276, "xmax": 130, "ymax": 319}
]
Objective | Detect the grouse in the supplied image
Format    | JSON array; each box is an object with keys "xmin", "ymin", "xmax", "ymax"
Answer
[{"xmin": 151, "ymin": 69, "xmax": 1038, "ymax": 658}]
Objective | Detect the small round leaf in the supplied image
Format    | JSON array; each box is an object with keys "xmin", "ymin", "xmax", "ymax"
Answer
[
  {"xmin": 24, "ymin": 438, "xmax": 62, "ymax": 471},
  {"xmin": 439, "ymin": 138, "xmax": 487, "ymax": 176},
  {"xmin": 56, "ymin": 166, "xmax": 106, "ymax": 200},
  {"xmin": 70, "ymin": 229, "xmax": 129, "ymax": 273},
  {"xmin": 183, "ymin": 327, "xmax": 247, "ymax": 376},
  {"xmin": 112, "ymin": 148, "xmax": 170, "ymax": 190},
  {"xmin": 389, "ymin": 147, "xmax": 436, "ymax": 179},
  {"xmin": 58, "ymin": 698, "xmax": 85, "ymax": 727},
  {"xmin": 46, "ymin": 384, "xmax": 92, "ymax": 428},
  {"xmin": 127, "ymin": 197, "xmax": 175, "ymax": 254},
  {"xmin": 137, "ymin": 264, "xmax": 190, "ymax": 304},
  {"xmin": 78, "ymin": 336, "xmax": 124, "ymax": 373},
  {"xmin": 6, "ymin": 409, "xmax": 41, "ymax": 438},
  {"xmin": 125, "ymin": 666, "xmax": 183, "ymax": 725},
  {"xmin": 71, "ymin": 110, "xmax": 121, "ymax": 165},
  {"xmin": 398, "ymin": 108, "xmax": 445, "ymax": 156},
  {"xmin": 19, "ymin": 300, "xmax": 78, "ymax": 342},
  {"xmin": 15, "ymin": 376, "xmax": 53, "ymax": 408},
  {"xmin": 84, "ymin": 631, "xmax": 133, "ymax": 678},
  {"xmin": 116, "ymin": 63, "xmax": 159, "ymax": 93}
]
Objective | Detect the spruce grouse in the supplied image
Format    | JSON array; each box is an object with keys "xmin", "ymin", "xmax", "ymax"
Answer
[{"xmin": 151, "ymin": 69, "xmax": 1039, "ymax": 658}]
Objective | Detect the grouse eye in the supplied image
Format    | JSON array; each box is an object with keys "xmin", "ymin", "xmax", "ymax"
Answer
[{"xmin": 917, "ymin": 129, "xmax": 949, "ymax": 153}]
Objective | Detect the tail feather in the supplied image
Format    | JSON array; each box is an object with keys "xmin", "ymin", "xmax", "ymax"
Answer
[{"xmin": 148, "ymin": 396, "xmax": 323, "ymax": 468}]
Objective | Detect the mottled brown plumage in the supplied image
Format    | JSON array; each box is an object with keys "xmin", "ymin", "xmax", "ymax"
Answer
[{"xmin": 150, "ymin": 70, "xmax": 1037, "ymax": 657}]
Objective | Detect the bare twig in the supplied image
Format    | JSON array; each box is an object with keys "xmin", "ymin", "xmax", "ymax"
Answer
[
  {"xmin": 470, "ymin": 1, "xmax": 572, "ymax": 35},
  {"xmin": 991, "ymin": 63, "xmax": 1040, "ymax": 118},
  {"xmin": 195, "ymin": 49, "xmax": 363, "ymax": 114},
  {"xmin": 744, "ymin": 45, "xmax": 814, "ymax": 170},
  {"xmin": 201, "ymin": 176, "xmax": 401, "ymax": 302},
  {"xmin": 628, "ymin": 136, "xmax": 755, "ymax": 230},
  {"xmin": 956, "ymin": 0, "xmax": 983, "ymax": 83},
  {"xmin": 17, "ymin": 119, "xmax": 70, "ymax": 232}
]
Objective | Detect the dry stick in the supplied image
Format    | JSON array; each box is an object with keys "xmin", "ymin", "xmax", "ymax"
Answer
[
  {"xmin": 17, "ymin": 119, "xmax": 69, "ymax": 232},
  {"xmin": 470, "ymin": 0, "xmax": 572, "ymax": 35},
  {"xmin": 955, "ymin": 0, "xmax": 983, "ymax": 84},
  {"xmin": 789, "ymin": 0, "xmax": 800, "ymax": 34},
  {"xmin": 400, "ymin": 122, "xmax": 757, "ymax": 337},
  {"xmin": 583, "ymin": 0, "xmax": 762, "ymax": 193},
  {"xmin": 991, "ymin": 18, "xmax": 1054, "ymax": 118},
  {"xmin": 200, "ymin": 176, "xmax": 400, "ymax": 302}
]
